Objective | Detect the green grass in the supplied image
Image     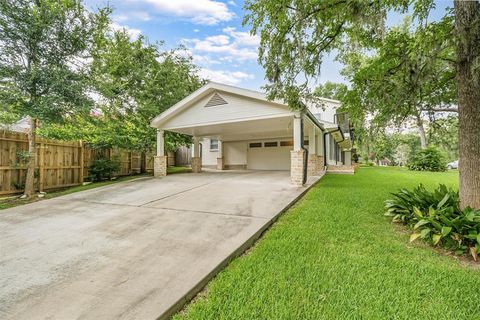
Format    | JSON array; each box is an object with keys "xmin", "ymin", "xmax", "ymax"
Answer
[
  {"xmin": 167, "ymin": 166, "xmax": 192, "ymax": 174},
  {"xmin": 174, "ymin": 167, "xmax": 480, "ymax": 320}
]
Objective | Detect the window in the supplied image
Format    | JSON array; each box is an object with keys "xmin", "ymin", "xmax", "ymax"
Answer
[
  {"xmin": 249, "ymin": 142, "xmax": 262, "ymax": 148},
  {"xmin": 264, "ymin": 141, "xmax": 278, "ymax": 147},
  {"xmin": 280, "ymin": 140, "xmax": 293, "ymax": 147},
  {"xmin": 304, "ymin": 140, "xmax": 309, "ymax": 146},
  {"xmin": 210, "ymin": 139, "xmax": 219, "ymax": 151}
]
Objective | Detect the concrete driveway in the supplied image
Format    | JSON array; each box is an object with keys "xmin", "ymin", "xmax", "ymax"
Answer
[{"xmin": 0, "ymin": 170, "xmax": 320, "ymax": 320}]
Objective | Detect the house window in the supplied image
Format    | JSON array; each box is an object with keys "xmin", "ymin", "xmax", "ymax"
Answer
[
  {"xmin": 304, "ymin": 140, "xmax": 309, "ymax": 146},
  {"xmin": 280, "ymin": 140, "xmax": 293, "ymax": 147},
  {"xmin": 249, "ymin": 142, "xmax": 262, "ymax": 148},
  {"xmin": 210, "ymin": 139, "xmax": 219, "ymax": 151},
  {"xmin": 264, "ymin": 141, "xmax": 278, "ymax": 147}
]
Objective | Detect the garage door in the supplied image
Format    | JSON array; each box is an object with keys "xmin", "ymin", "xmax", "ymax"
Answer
[{"xmin": 247, "ymin": 140, "xmax": 292, "ymax": 170}]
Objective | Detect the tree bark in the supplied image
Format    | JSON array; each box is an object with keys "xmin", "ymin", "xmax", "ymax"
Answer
[
  {"xmin": 416, "ymin": 115, "xmax": 428, "ymax": 149},
  {"xmin": 24, "ymin": 117, "xmax": 37, "ymax": 197},
  {"xmin": 455, "ymin": 1, "xmax": 480, "ymax": 209}
]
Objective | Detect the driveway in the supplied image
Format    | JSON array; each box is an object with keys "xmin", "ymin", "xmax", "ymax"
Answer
[{"xmin": 0, "ymin": 170, "xmax": 320, "ymax": 319}]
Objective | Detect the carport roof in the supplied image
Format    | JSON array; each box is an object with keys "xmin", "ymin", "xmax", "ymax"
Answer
[{"xmin": 150, "ymin": 82, "xmax": 328, "ymax": 132}]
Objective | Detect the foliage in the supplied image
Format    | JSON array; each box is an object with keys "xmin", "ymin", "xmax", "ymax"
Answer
[
  {"xmin": 428, "ymin": 115, "xmax": 459, "ymax": 162},
  {"xmin": 385, "ymin": 184, "xmax": 480, "ymax": 259},
  {"xmin": 407, "ymin": 146, "xmax": 446, "ymax": 172},
  {"xmin": 40, "ymin": 27, "xmax": 202, "ymax": 152},
  {"xmin": 314, "ymin": 82, "xmax": 348, "ymax": 101},
  {"xmin": 88, "ymin": 157, "xmax": 121, "ymax": 181}
]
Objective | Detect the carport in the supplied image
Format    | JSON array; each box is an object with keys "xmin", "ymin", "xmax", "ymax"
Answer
[{"xmin": 150, "ymin": 82, "xmax": 325, "ymax": 186}]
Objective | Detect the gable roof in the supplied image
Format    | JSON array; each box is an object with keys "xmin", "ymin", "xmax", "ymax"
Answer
[
  {"xmin": 150, "ymin": 81, "xmax": 338, "ymax": 130},
  {"xmin": 150, "ymin": 82, "xmax": 288, "ymax": 128}
]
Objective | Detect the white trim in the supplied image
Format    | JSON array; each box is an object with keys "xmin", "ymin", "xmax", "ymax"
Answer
[{"xmin": 162, "ymin": 112, "xmax": 295, "ymax": 131}]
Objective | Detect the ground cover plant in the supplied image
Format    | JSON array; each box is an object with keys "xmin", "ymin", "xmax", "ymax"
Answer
[
  {"xmin": 385, "ymin": 184, "xmax": 480, "ymax": 260},
  {"xmin": 174, "ymin": 167, "xmax": 480, "ymax": 320}
]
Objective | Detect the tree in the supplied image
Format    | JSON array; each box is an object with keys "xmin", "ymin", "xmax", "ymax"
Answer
[
  {"xmin": 428, "ymin": 115, "xmax": 459, "ymax": 162},
  {"xmin": 314, "ymin": 81, "xmax": 348, "ymax": 101},
  {"xmin": 245, "ymin": 0, "xmax": 480, "ymax": 209},
  {"xmin": 0, "ymin": 0, "xmax": 108, "ymax": 197},
  {"xmin": 40, "ymin": 29, "xmax": 203, "ymax": 153}
]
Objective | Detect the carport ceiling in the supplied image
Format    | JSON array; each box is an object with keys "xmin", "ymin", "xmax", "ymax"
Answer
[{"xmin": 165, "ymin": 115, "xmax": 317, "ymax": 141}]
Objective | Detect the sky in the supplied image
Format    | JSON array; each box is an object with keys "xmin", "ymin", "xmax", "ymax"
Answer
[{"xmin": 84, "ymin": 0, "xmax": 453, "ymax": 92}]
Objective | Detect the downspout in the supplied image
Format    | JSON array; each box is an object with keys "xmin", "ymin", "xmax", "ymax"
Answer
[
  {"xmin": 300, "ymin": 116, "xmax": 308, "ymax": 185},
  {"xmin": 323, "ymin": 131, "xmax": 328, "ymax": 167}
]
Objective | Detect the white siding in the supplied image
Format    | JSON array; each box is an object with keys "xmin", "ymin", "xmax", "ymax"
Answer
[
  {"xmin": 164, "ymin": 91, "xmax": 291, "ymax": 129},
  {"xmin": 309, "ymin": 100, "xmax": 341, "ymax": 123},
  {"xmin": 224, "ymin": 141, "xmax": 247, "ymax": 166},
  {"xmin": 199, "ymin": 138, "xmax": 219, "ymax": 166}
]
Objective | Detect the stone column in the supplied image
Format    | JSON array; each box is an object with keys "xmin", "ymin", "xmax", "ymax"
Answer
[
  {"xmin": 291, "ymin": 150, "xmax": 306, "ymax": 187},
  {"xmin": 307, "ymin": 126, "xmax": 319, "ymax": 176},
  {"xmin": 216, "ymin": 140, "xmax": 224, "ymax": 170},
  {"xmin": 192, "ymin": 136, "xmax": 202, "ymax": 173},
  {"xmin": 291, "ymin": 114, "xmax": 305, "ymax": 186},
  {"xmin": 154, "ymin": 129, "xmax": 167, "ymax": 177}
]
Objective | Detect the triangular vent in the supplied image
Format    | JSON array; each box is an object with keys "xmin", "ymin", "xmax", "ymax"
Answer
[{"xmin": 205, "ymin": 93, "xmax": 228, "ymax": 107}]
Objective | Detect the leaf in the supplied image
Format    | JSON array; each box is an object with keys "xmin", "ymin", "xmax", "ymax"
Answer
[
  {"xmin": 413, "ymin": 207, "xmax": 423, "ymax": 218},
  {"xmin": 432, "ymin": 234, "xmax": 442, "ymax": 245},
  {"xmin": 441, "ymin": 226, "xmax": 452, "ymax": 237},
  {"xmin": 437, "ymin": 193, "xmax": 449, "ymax": 208},
  {"xmin": 477, "ymin": 233, "xmax": 480, "ymax": 245},
  {"xmin": 410, "ymin": 233, "xmax": 421, "ymax": 242},
  {"xmin": 470, "ymin": 247, "xmax": 478, "ymax": 262},
  {"xmin": 420, "ymin": 228, "xmax": 431, "ymax": 239},
  {"xmin": 428, "ymin": 207, "xmax": 436, "ymax": 217},
  {"xmin": 414, "ymin": 219, "xmax": 429, "ymax": 230}
]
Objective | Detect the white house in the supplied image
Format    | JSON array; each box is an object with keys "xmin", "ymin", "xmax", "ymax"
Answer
[{"xmin": 150, "ymin": 82, "xmax": 354, "ymax": 186}]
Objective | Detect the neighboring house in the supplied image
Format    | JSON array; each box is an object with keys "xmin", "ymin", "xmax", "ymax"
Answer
[
  {"xmin": 150, "ymin": 82, "xmax": 354, "ymax": 186},
  {"xmin": 0, "ymin": 117, "xmax": 30, "ymax": 133}
]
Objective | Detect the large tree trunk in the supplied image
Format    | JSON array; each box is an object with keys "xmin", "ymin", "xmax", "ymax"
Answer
[
  {"xmin": 24, "ymin": 117, "xmax": 37, "ymax": 197},
  {"xmin": 416, "ymin": 115, "xmax": 428, "ymax": 149},
  {"xmin": 455, "ymin": 1, "xmax": 480, "ymax": 209}
]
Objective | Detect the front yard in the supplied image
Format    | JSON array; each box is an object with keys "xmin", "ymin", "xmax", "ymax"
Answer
[{"xmin": 175, "ymin": 167, "xmax": 480, "ymax": 319}]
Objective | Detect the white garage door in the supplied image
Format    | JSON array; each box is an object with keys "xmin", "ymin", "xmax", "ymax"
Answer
[{"xmin": 247, "ymin": 141, "xmax": 292, "ymax": 170}]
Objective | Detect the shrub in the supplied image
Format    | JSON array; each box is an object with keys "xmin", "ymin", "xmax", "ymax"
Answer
[
  {"xmin": 89, "ymin": 157, "xmax": 121, "ymax": 182},
  {"xmin": 407, "ymin": 146, "xmax": 446, "ymax": 172},
  {"xmin": 385, "ymin": 184, "xmax": 480, "ymax": 260}
]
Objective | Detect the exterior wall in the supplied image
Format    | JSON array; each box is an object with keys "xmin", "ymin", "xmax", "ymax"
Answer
[
  {"xmin": 163, "ymin": 91, "xmax": 291, "ymax": 130},
  {"xmin": 247, "ymin": 139, "xmax": 292, "ymax": 170},
  {"xmin": 224, "ymin": 141, "xmax": 247, "ymax": 168},
  {"xmin": 199, "ymin": 138, "xmax": 219, "ymax": 166},
  {"xmin": 307, "ymin": 153, "xmax": 319, "ymax": 176},
  {"xmin": 308, "ymin": 99, "xmax": 341, "ymax": 123}
]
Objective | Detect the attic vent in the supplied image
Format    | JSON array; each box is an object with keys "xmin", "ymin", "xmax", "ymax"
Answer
[{"xmin": 205, "ymin": 93, "xmax": 228, "ymax": 107}]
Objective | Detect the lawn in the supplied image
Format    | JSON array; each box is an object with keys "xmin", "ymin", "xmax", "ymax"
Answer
[{"xmin": 174, "ymin": 167, "xmax": 480, "ymax": 320}]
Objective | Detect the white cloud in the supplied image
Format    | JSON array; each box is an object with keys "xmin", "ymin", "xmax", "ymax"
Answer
[
  {"xmin": 199, "ymin": 68, "xmax": 254, "ymax": 85},
  {"xmin": 111, "ymin": 22, "xmax": 142, "ymax": 40},
  {"xmin": 114, "ymin": 11, "xmax": 152, "ymax": 22},
  {"xmin": 228, "ymin": 1, "xmax": 237, "ymax": 6},
  {"xmin": 193, "ymin": 29, "xmax": 200, "ymax": 33},
  {"xmin": 141, "ymin": 0, "xmax": 234, "ymax": 25},
  {"xmin": 184, "ymin": 27, "xmax": 259, "ymax": 62}
]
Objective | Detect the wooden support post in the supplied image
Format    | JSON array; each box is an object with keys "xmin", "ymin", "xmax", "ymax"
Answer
[
  {"xmin": 79, "ymin": 141, "xmax": 84, "ymax": 184},
  {"xmin": 39, "ymin": 142, "xmax": 45, "ymax": 192}
]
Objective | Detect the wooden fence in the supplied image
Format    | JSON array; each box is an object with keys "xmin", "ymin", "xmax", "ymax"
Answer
[{"xmin": 0, "ymin": 130, "xmax": 169, "ymax": 196}]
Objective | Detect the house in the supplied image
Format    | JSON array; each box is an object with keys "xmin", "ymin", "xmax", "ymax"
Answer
[{"xmin": 150, "ymin": 82, "xmax": 354, "ymax": 186}]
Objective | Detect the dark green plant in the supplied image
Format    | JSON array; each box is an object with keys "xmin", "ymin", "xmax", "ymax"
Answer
[
  {"xmin": 407, "ymin": 147, "xmax": 447, "ymax": 172},
  {"xmin": 385, "ymin": 184, "xmax": 480, "ymax": 260},
  {"xmin": 88, "ymin": 157, "xmax": 121, "ymax": 182}
]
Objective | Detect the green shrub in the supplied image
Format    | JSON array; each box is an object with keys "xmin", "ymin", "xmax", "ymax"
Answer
[
  {"xmin": 89, "ymin": 157, "xmax": 121, "ymax": 182},
  {"xmin": 407, "ymin": 146, "xmax": 446, "ymax": 172},
  {"xmin": 385, "ymin": 184, "xmax": 480, "ymax": 260}
]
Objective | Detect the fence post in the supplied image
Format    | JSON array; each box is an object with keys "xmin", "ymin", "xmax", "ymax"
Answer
[
  {"xmin": 39, "ymin": 142, "xmax": 45, "ymax": 192},
  {"xmin": 79, "ymin": 141, "xmax": 84, "ymax": 183}
]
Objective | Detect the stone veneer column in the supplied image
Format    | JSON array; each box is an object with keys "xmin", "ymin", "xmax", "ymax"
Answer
[
  {"xmin": 217, "ymin": 157, "xmax": 224, "ymax": 170},
  {"xmin": 192, "ymin": 157, "xmax": 202, "ymax": 173},
  {"xmin": 307, "ymin": 153, "xmax": 318, "ymax": 176},
  {"xmin": 317, "ymin": 155, "xmax": 325, "ymax": 173},
  {"xmin": 291, "ymin": 149, "xmax": 305, "ymax": 187},
  {"xmin": 154, "ymin": 156, "xmax": 167, "ymax": 177}
]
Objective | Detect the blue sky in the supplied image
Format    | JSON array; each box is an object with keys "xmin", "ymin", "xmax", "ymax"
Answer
[{"xmin": 84, "ymin": 0, "xmax": 453, "ymax": 91}]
